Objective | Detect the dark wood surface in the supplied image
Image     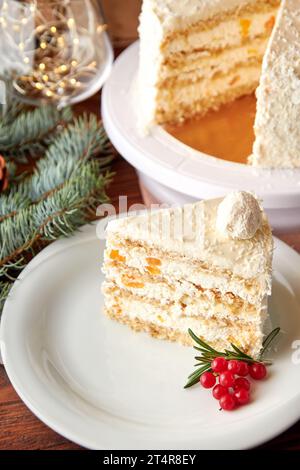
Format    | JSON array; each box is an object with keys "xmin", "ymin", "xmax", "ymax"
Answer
[{"xmin": 1, "ymin": 92, "xmax": 300, "ymax": 450}]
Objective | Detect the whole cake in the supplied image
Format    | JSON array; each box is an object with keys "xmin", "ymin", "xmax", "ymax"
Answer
[
  {"xmin": 102, "ymin": 192, "xmax": 273, "ymax": 358},
  {"xmin": 138, "ymin": 0, "xmax": 280, "ymax": 129}
]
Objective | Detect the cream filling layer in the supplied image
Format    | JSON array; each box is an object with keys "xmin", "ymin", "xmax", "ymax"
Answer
[
  {"xmin": 158, "ymin": 63, "xmax": 261, "ymax": 109},
  {"xmin": 163, "ymin": 9, "xmax": 278, "ymax": 54},
  {"xmin": 159, "ymin": 38, "xmax": 268, "ymax": 83},
  {"xmin": 103, "ymin": 263, "xmax": 267, "ymax": 323},
  {"xmin": 103, "ymin": 276, "xmax": 267, "ymax": 326},
  {"xmin": 105, "ymin": 242, "xmax": 270, "ymax": 306},
  {"xmin": 103, "ymin": 287, "xmax": 264, "ymax": 358}
]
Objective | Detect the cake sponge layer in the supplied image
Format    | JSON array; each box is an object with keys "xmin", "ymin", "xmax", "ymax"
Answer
[
  {"xmin": 103, "ymin": 263, "xmax": 266, "ymax": 323},
  {"xmin": 156, "ymin": 64, "xmax": 261, "ymax": 124},
  {"xmin": 162, "ymin": 8, "xmax": 278, "ymax": 54},
  {"xmin": 104, "ymin": 238, "xmax": 271, "ymax": 306},
  {"xmin": 103, "ymin": 291, "xmax": 264, "ymax": 358},
  {"xmin": 159, "ymin": 38, "xmax": 269, "ymax": 84}
]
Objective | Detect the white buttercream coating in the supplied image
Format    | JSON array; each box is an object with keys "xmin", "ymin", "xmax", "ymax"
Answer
[
  {"xmin": 146, "ymin": 0, "xmax": 258, "ymax": 30},
  {"xmin": 216, "ymin": 191, "xmax": 263, "ymax": 240},
  {"xmin": 106, "ymin": 195, "xmax": 272, "ymax": 281},
  {"xmin": 251, "ymin": 0, "xmax": 300, "ymax": 168}
]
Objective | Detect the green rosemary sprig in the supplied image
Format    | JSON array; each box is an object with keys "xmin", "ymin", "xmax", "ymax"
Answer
[
  {"xmin": 259, "ymin": 327, "xmax": 281, "ymax": 360},
  {"xmin": 184, "ymin": 327, "xmax": 281, "ymax": 389}
]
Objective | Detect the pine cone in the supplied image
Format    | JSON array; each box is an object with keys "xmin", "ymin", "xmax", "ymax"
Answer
[{"xmin": 0, "ymin": 155, "xmax": 8, "ymax": 193}]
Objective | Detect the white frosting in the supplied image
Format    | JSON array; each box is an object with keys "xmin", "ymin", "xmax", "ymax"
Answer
[
  {"xmin": 106, "ymin": 196, "xmax": 272, "ymax": 281},
  {"xmin": 146, "ymin": 0, "xmax": 259, "ymax": 31},
  {"xmin": 216, "ymin": 192, "xmax": 263, "ymax": 240},
  {"xmin": 251, "ymin": 0, "xmax": 300, "ymax": 168}
]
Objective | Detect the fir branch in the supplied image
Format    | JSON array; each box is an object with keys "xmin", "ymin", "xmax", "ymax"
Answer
[
  {"xmin": 0, "ymin": 258, "xmax": 26, "ymax": 278},
  {"xmin": 0, "ymin": 281, "xmax": 12, "ymax": 312},
  {"xmin": 26, "ymin": 114, "xmax": 113, "ymax": 202},
  {"xmin": 0, "ymin": 281, "xmax": 12, "ymax": 300},
  {"xmin": 0, "ymin": 105, "xmax": 72, "ymax": 160},
  {"xmin": 0, "ymin": 101, "xmax": 23, "ymax": 126},
  {"xmin": 0, "ymin": 206, "xmax": 35, "ymax": 271},
  {"xmin": 0, "ymin": 161, "xmax": 114, "ymax": 276},
  {"xmin": 0, "ymin": 114, "xmax": 114, "ymax": 220},
  {"xmin": 38, "ymin": 161, "xmax": 113, "ymax": 242},
  {"xmin": 0, "ymin": 100, "xmax": 114, "ymax": 313},
  {"xmin": 5, "ymin": 161, "xmax": 17, "ymax": 181},
  {"xmin": 0, "ymin": 191, "xmax": 31, "ymax": 221}
]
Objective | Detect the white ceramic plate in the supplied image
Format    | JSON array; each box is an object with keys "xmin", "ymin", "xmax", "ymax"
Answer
[{"xmin": 1, "ymin": 224, "xmax": 300, "ymax": 450}]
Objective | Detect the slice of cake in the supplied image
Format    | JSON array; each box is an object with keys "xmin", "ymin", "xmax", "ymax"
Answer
[
  {"xmin": 102, "ymin": 192, "xmax": 273, "ymax": 358},
  {"xmin": 251, "ymin": 0, "xmax": 300, "ymax": 168},
  {"xmin": 138, "ymin": 0, "xmax": 280, "ymax": 129}
]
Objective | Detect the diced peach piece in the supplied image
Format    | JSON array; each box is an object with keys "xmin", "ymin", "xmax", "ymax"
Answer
[
  {"xmin": 146, "ymin": 265, "xmax": 161, "ymax": 275},
  {"xmin": 109, "ymin": 249, "xmax": 125, "ymax": 262},
  {"xmin": 123, "ymin": 280, "xmax": 145, "ymax": 289},
  {"xmin": 265, "ymin": 15, "xmax": 275, "ymax": 33},
  {"xmin": 146, "ymin": 257, "xmax": 162, "ymax": 266},
  {"xmin": 122, "ymin": 275, "xmax": 144, "ymax": 289},
  {"xmin": 239, "ymin": 18, "xmax": 251, "ymax": 38}
]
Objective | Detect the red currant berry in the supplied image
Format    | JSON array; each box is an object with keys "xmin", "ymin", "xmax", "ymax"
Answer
[
  {"xmin": 238, "ymin": 361, "xmax": 249, "ymax": 377},
  {"xmin": 234, "ymin": 388, "xmax": 250, "ymax": 405},
  {"xmin": 211, "ymin": 357, "xmax": 228, "ymax": 373},
  {"xmin": 200, "ymin": 372, "xmax": 216, "ymax": 389},
  {"xmin": 219, "ymin": 393, "xmax": 236, "ymax": 411},
  {"xmin": 249, "ymin": 362, "xmax": 267, "ymax": 380},
  {"xmin": 219, "ymin": 371, "xmax": 235, "ymax": 388},
  {"xmin": 233, "ymin": 377, "xmax": 251, "ymax": 391},
  {"xmin": 212, "ymin": 384, "xmax": 228, "ymax": 400},
  {"xmin": 227, "ymin": 360, "xmax": 241, "ymax": 374}
]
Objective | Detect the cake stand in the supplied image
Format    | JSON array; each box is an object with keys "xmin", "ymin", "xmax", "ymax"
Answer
[{"xmin": 102, "ymin": 41, "xmax": 300, "ymax": 233}]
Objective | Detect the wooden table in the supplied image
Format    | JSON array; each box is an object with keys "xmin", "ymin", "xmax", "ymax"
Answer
[{"xmin": 1, "ymin": 93, "xmax": 300, "ymax": 450}]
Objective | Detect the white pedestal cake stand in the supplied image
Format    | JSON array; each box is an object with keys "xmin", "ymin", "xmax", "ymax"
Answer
[{"xmin": 102, "ymin": 41, "xmax": 300, "ymax": 233}]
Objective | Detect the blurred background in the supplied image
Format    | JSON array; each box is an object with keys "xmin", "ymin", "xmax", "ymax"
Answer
[{"xmin": 102, "ymin": 0, "xmax": 141, "ymax": 47}]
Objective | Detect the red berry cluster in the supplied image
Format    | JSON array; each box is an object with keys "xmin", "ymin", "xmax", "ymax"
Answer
[{"xmin": 199, "ymin": 357, "xmax": 267, "ymax": 411}]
